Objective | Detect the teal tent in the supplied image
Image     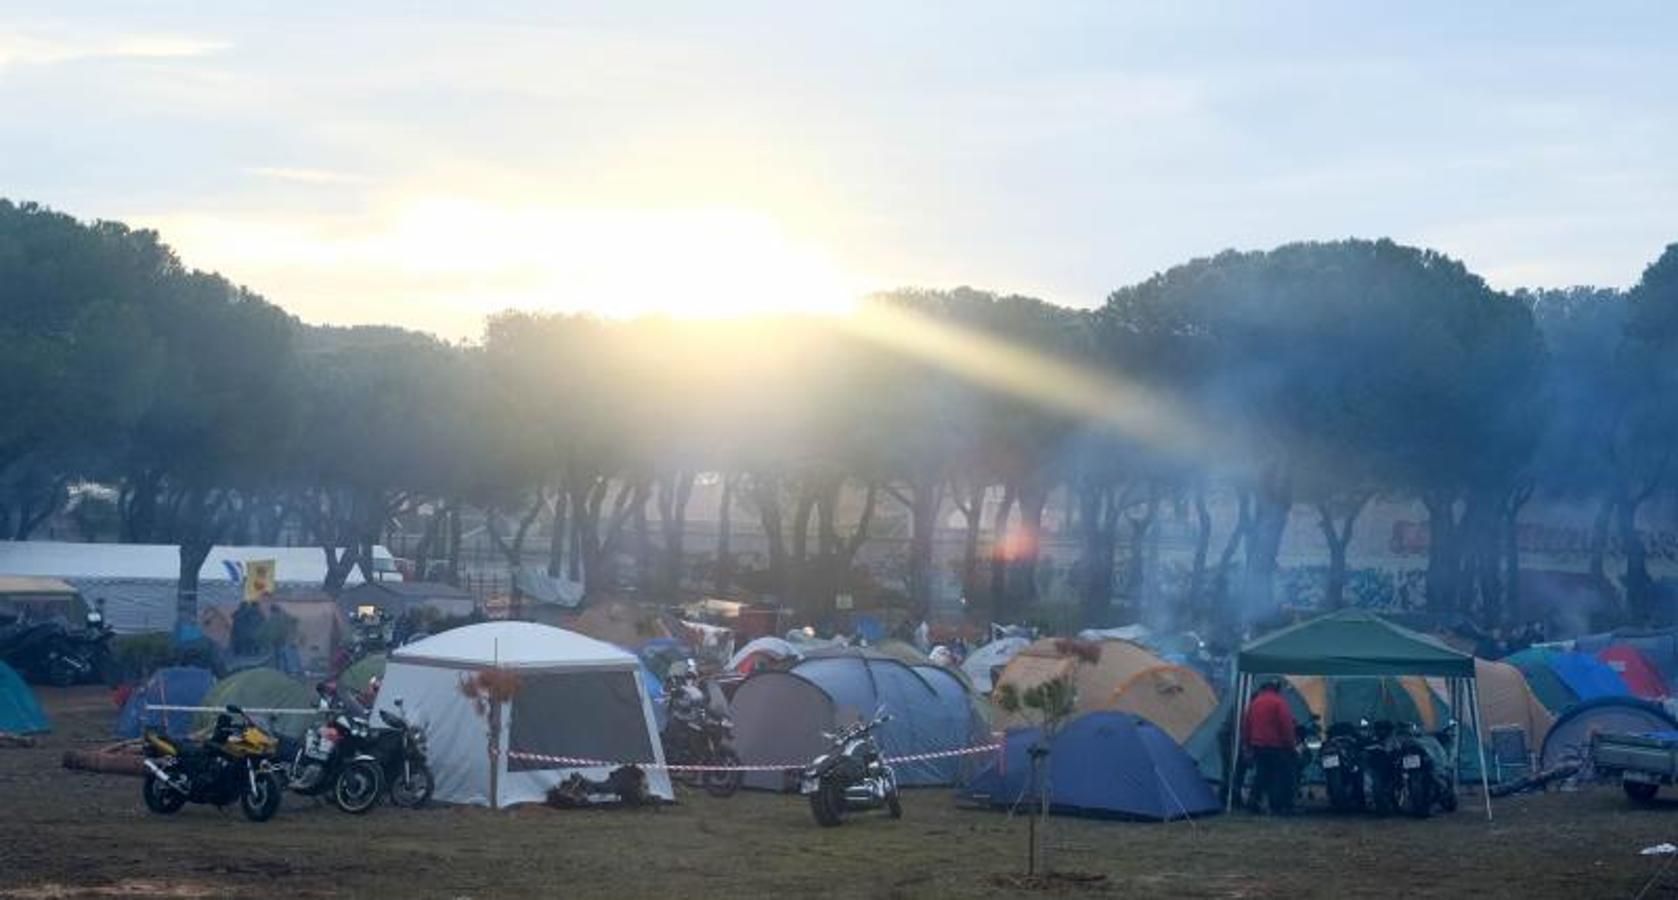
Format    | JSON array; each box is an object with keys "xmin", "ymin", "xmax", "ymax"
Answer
[{"xmin": 0, "ymin": 661, "xmax": 50, "ymax": 734}]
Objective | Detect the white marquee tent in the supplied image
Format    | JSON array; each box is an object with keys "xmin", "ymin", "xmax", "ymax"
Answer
[{"xmin": 376, "ymin": 621, "xmax": 672, "ymax": 807}]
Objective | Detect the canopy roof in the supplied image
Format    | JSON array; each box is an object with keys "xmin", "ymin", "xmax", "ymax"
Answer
[
  {"xmin": 393, "ymin": 621, "xmax": 634, "ymax": 670},
  {"xmin": 1238, "ymin": 610, "xmax": 1474, "ymax": 678}
]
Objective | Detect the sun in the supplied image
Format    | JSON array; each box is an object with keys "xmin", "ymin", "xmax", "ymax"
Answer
[{"xmin": 384, "ymin": 198, "xmax": 860, "ymax": 319}]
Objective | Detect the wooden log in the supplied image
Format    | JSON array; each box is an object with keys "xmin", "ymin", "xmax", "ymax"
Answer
[
  {"xmin": 0, "ymin": 733, "xmax": 37, "ymax": 749},
  {"xmin": 61, "ymin": 749, "xmax": 146, "ymax": 777}
]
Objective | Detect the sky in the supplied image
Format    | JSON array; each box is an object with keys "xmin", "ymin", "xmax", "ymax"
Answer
[{"xmin": 2, "ymin": 2, "xmax": 1675, "ymax": 339}]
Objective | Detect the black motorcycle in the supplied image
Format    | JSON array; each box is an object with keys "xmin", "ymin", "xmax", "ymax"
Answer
[
  {"xmin": 1387, "ymin": 721, "xmax": 1460, "ymax": 818},
  {"xmin": 1319, "ymin": 719, "xmax": 1374, "ymax": 813},
  {"xmin": 278, "ymin": 685, "xmax": 385, "ymax": 814},
  {"xmin": 141, "ymin": 705, "xmax": 285, "ymax": 822},
  {"xmin": 0, "ymin": 611, "xmax": 114, "ymax": 687},
  {"xmin": 801, "ymin": 710, "xmax": 901, "ymax": 827},
  {"xmin": 368, "ymin": 698, "xmax": 435, "ymax": 808},
  {"xmin": 661, "ymin": 676, "xmax": 742, "ymax": 798}
]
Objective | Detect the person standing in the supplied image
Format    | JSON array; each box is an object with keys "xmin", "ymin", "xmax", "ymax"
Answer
[{"xmin": 1241, "ymin": 679, "xmax": 1298, "ymax": 814}]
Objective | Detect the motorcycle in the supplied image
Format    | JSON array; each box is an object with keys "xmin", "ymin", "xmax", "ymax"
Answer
[
  {"xmin": 141, "ymin": 704, "xmax": 286, "ymax": 822},
  {"xmin": 0, "ymin": 611, "xmax": 115, "ymax": 687},
  {"xmin": 661, "ymin": 672, "xmax": 742, "ymax": 798},
  {"xmin": 800, "ymin": 710, "xmax": 901, "ymax": 827},
  {"xmin": 278, "ymin": 684, "xmax": 385, "ymax": 814},
  {"xmin": 368, "ymin": 698, "xmax": 435, "ymax": 808},
  {"xmin": 1388, "ymin": 720, "xmax": 1460, "ymax": 818},
  {"xmin": 1319, "ymin": 719, "xmax": 1374, "ymax": 813}
]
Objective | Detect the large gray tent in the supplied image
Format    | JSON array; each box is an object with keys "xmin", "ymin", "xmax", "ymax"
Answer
[{"xmin": 732, "ymin": 649, "xmax": 988, "ymax": 789}]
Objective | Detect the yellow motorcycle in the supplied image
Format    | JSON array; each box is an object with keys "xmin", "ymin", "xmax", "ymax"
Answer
[{"xmin": 142, "ymin": 704, "xmax": 285, "ymax": 822}]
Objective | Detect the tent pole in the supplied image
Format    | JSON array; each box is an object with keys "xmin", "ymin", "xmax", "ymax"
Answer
[
  {"xmin": 1227, "ymin": 671, "xmax": 1249, "ymax": 812},
  {"xmin": 1448, "ymin": 677, "xmax": 1461, "ymax": 794},
  {"xmin": 1470, "ymin": 680, "xmax": 1492, "ymax": 822}
]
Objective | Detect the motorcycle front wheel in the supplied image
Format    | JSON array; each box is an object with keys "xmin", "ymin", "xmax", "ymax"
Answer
[
  {"xmin": 46, "ymin": 656, "xmax": 78, "ymax": 688},
  {"xmin": 142, "ymin": 773, "xmax": 186, "ymax": 815},
  {"xmin": 389, "ymin": 762, "xmax": 434, "ymax": 809},
  {"xmin": 886, "ymin": 786, "xmax": 903, "ymax": 820},
  {"xmin": 702, "ymin": 748, "xmax": 743, "ymax": 798},
  {"xmin": 241, "ymin": 771, "xmax": 284, "ymax": 822},
  {"xmin": 333, "ymin": 760, "xmax": 384, "ymax": 814},
  {"xmin": 809, "ymin": 781, "xmax": 844, "ymax": 827}
]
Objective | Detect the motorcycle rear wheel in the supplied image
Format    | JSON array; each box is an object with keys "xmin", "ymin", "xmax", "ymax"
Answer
[
  {"xmin": 241, "ymin": 772, "xmax": 284, "ymax": 822},
  {"xmin": 1402, "ymin": 770, "xmax": 1432, "ymax": 818},
  {"xmin": 702, "ymin": 748, "xmax": 743, "ymax": 798},
  {"xmin": 1625, "ymin": 780, "xmax": 1661, "ymax": 803},
  {"xmin": 142, "ymin": 773, "xmax": 186, "ymax": 815},
  {"xmin": 809, "ymin": 781, "xmax": 844, "ymax": 827},
  {"xmin": 333, "ymin": 760, "xmax": 383, "ymax": 814},
  {"xmin": 389, "ymin": 763, "xmax": 434, "ymax": 809}
]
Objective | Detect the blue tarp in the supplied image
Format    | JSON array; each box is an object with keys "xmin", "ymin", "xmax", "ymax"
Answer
[
  {"xmin": 1546, "ymin": 651, "xmax": 1629, "ymax": 702},
  {"xmin": 114, "ymin": 666, "xmax": 217, "ymax": 738},
  {"xmin": 0, "ymin": 661, "xmax": 49, "ymax": 735},
  {"xmin": 965, "ymin": 711, "xmax": 1219, "ymax": 821}
]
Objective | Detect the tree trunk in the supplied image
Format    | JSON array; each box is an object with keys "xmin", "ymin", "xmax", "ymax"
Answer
[
  {"xmin": 446, "ymin": 502, "xmax": 462, "ymax": 585},
  {"xmin": 749, "ymin": 475, "xmax": 790, "ymax": 603},
  {"xmin": 1009, "ymin": 479, "xmax": 1049, "ymax": 611},
  {"xmin": 1315, "ymin": 494, "xmax": 1371, "ymax": 611},
  {"xmin": 177, "ymin": 540, "xmax": 213, "ymax": 630},
  {"xmin": 715, "ymin": 473, "xmax": 734, "ymax": 593},
  {"xmin": 1502, "ymin": 482, "xmax": 1533, "ymax": 623},
  {"xmin": 546, "ymin": 491, "xmax": 569, "ymax": 578},
  {"xmin": 1422, "ymin": 492, "xmax": 1463, "ymax": 615},
  {"xmin": 1077, "ymin": 486, "xmax": 1117, "ymax": 628},
  {"xmin": 1615, "ymin": 480, "xmax": 1656, "ymax": 623},
  {"xmin": 323, "ymin": 545, "xmax": 361, "ymax": 595},
  {"xmin": 990, "ymin": 485, "xmax": 1016, "ymax": 618},
  {"xmin": 1214, "ymin": 490, "xmax": 1252, "ymax": 631},
  {"xmin": 889, "ymin": 476, "xmax": 945, "ymax": 615},
  {"xmin": 952, "ymin": 481, "xmax": 986, "ymax": 602},
  {"xmin": 1240, "ymin": 467, "xmax": 1291, "ymax": 627},
  {"xmin": 1189, "ymin": 487, "xmax": 1213, "ymax": 626}
]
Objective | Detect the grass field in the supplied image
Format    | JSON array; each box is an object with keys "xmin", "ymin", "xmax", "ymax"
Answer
[{"xmin": 3, "ymin": 686, "xmax": 1676, "ymax": 898}]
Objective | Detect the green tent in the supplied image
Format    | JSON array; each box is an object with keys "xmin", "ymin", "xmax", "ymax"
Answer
[
  {"xmin": 1229, "ymin": 610, "xmax": 1491, "ymax": 819},
  {"xmin": 0, "ymin": 661, "xmax": 49, "ymax": 735},
  {"xmin": 338, "ymin": 653, "xmax": 387, "ymax": 696},
  {"xmin": 1238, "ymin": 610, "xmax": 1474, "ymax": 678},
  {"xmin": 195, "ymin": 667, "xmax": 318, "ymax": 739}
]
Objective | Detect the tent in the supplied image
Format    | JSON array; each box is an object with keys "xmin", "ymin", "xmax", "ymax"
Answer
[
  {"xmin": 732, "ymin": 649, "xmax": 988, "ymax": 790},
  {"xmin": 1576, "ymin": 628, "xmax": 1678, "ymax": 691},
  {"xmin": 871, "ymin": 639, "xmax": 932, "ymax": 667},
  {"xmin": 992, "ymin": 638, "xmax": 1217, "ymax": 743},
  {"xmin": 374, "ymin": 621, "xmax": 671, "ymax": 807},
  {"xmin": 1288, "ymin": 675, "xmax": 1443, "ymax": 730},
  {"xmin": 195, "ymin": 667, "xmax": 318, "ymax": 740},
  {"xmin": 114, "ymin": 666, "xmax": 216, "ymax": 738},
  {"xmin": 566, "ymin": 601, "xmax": 674, "ymax": 650},
  {"xmin": 1540, "ymin": 696, "xmax": 1678, "ymax": 772},
  {"xmin": 965, "ymin": 711, "xmax": 1218, "ymax": 821},
  {"xmin": 1596, "ymin": 646, "xmax": 1667, "ymax": 700},
  {"xmin": 1506, "ymin": 647, "xmax": 1628, "ymax": 710},
  {"xmin": 1230, "ymin": 610, "xmax": 1492, "ymax": 819},
  {"xmin": 727, "ymin": 636, "xmax": 802, "ymax": 674},
  {"xmin": 962, "ymin": 637, "xmax": 1030, "ymax": 695},
  {"xmin": 0, "ymin": 661, "xmax": 49, "ymax": 734},
  {"xmin": 337, "ymin": 653, "xmax": 387, "ymax": 696}
]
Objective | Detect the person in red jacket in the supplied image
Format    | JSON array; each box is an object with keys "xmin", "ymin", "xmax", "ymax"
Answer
[{"xmin": 1241, "ymin": 680, "xmax": 1298, "ymax": 814}]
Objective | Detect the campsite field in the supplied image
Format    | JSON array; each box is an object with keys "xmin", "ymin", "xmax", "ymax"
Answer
[{"xmin": 3, "ymin": 687, "xmax": 1676, "ymax": 899}]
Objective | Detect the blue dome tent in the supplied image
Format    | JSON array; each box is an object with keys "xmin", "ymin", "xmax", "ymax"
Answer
[
  {"xmin": 965, "ymin": 711, "xmax": 1218, "ymax": 821},
  {"xmin": 0, "ymin": 661, "xmax": 49, "ymax": 735},
  {"xmin": 114, "ymin": 666, "xmax": 216, "ymax": 738},
  {"xmin": 732, "ymin": 648, "xmax": 988, "ymax": 789}
]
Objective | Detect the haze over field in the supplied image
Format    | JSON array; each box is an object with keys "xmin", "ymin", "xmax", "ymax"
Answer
[{"xmin": 4, "ymin": 2, "xmax": 1677, "ymax": 336}]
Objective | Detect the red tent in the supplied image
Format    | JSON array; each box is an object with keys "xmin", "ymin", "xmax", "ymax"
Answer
[{"xmin": 1598, "ymin": 645, "xmax": 1667, "ymax": 699}]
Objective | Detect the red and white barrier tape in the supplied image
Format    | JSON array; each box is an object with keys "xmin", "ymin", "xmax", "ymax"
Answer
[{"xmin": 502, "ymin": 742, "xmax": 1001, "ymax": 773}]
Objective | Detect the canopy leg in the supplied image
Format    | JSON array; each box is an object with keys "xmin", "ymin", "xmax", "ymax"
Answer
[
  {"xmin": 1226, "ymin": 671, "xmax": 1249, "ymax": 812},
  {"xmin": 1470, "ymin": 680, "xmax": 1493, "ymax": 822}
]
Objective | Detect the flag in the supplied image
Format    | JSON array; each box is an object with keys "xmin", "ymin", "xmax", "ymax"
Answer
[{"xmin": 244, "ymin": 559, "xmax": 277, "ymax": 602}]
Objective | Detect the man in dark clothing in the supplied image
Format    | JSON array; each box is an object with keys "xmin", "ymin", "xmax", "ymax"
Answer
[{"xmin": 1241, "ymin": 680, "xmax": 1298, "ymax": 814}]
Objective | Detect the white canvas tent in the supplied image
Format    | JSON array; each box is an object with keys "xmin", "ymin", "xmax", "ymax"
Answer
[{"xmin": 376, "ymin": 621, "xmax": 672, "ymax": 807}]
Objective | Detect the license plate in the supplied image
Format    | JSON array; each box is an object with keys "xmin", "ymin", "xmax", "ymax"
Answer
[
  {"xmin": 1402, "ymin": 755, "xmax": 1422, "ymax": 770},
  {"xmin": 1321, "ymin": 755, "xmax": 1339, "ymax": 770},
  {"xmin": 800, "ymin": 778, "xmax": 818, "ymax": 794}
]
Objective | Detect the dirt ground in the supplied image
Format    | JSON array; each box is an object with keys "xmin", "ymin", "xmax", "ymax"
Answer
[{"xmin": 4, "ymin": 687, "xmax": 1678, "ymax": 899}]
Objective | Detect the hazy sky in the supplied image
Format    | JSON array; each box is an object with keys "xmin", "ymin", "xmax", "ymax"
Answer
[{"xmin": 3, "ymin": 2, "xmax": 1674, "ymax": 338}]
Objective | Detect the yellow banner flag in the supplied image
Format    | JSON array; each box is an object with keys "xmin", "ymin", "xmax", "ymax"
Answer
[{"xmin": 244, "ymin": 560, "xmax": 276, "ymax": 602}]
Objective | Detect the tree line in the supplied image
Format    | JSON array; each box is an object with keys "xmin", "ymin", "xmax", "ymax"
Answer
[{"xmin": 2, "ymin": 199, "xmax": 1674, "ymax": 633}]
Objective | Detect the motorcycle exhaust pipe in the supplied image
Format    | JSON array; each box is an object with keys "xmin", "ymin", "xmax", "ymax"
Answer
[{"xmin": 142, "ymin": 760, "xmax": 189, "ymax": 794}]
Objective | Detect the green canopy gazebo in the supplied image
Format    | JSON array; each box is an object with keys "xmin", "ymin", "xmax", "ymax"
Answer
[{"xmin": 1229, "ymin": 609, "xmax": 1492, "ymax": 819}]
